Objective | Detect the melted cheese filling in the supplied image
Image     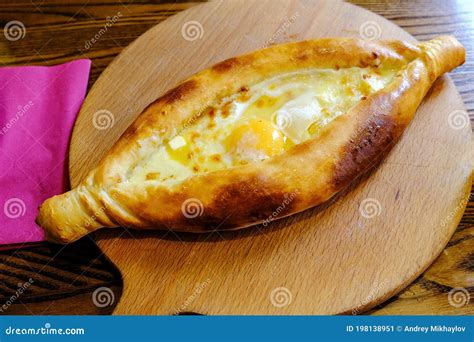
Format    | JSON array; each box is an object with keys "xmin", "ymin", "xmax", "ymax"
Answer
[{"xmin": 129, "ymin": 67, "xmax": 396, "ymax": 185}]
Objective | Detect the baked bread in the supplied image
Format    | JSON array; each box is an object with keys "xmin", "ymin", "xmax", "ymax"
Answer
[{"xmin": 37, "ymin": 36, "xmax": 465, "ymax": 243}]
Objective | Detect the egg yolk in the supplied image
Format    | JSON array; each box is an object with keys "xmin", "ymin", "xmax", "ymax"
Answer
[{"xmin": 225, "ymin": 119, "xmax": 291, "ymax": 162}]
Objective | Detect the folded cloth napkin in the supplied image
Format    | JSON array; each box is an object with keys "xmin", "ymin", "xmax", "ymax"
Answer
[{"xmin": 0, "ymin": 59, "xmax": 91, "ymax": 245}]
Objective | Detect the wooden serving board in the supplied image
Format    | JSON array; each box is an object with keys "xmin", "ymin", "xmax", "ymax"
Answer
[{"xmin": 69, "ymin": 0, "xmax": 473, "ymax": 314}]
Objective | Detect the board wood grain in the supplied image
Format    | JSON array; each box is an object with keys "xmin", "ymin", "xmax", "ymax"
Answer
[{"xmin": 68, "ymin": 0, "xmax": 473, "ymax": 314}]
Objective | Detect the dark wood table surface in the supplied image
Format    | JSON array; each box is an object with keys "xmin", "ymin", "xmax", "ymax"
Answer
[{"xmin": 0, "ymin": 0, "xmax": 472, "ymax": 315}]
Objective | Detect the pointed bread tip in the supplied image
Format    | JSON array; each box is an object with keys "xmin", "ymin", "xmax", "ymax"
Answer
[
  {"xmin": 419, "ymin": 36, "xmax": 465, "ymax": 78},
  {"xmin": 37, "ymin": 188, "xmax": 105, "ymax": 244}
]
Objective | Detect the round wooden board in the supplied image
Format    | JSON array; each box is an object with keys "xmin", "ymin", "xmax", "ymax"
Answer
[{"xmin": 69, "ymin": 0, "xmax": 473, "ymax": 314}]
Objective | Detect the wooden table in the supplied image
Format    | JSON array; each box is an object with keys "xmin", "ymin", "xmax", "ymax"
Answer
[{"xmin": 0, "ymin": 0, "xmax": 472, "ymax": 315}]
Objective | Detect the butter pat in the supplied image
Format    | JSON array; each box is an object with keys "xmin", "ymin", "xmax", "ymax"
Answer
[{"xmin": 169, "ymin": 135, "xmax": 187, "ymax": 150}]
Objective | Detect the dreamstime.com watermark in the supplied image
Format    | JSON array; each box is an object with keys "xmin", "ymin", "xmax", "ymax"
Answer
[
  {"xmin": 352, "ymin": 281, "xmax": 386, "ymax": 315},
  {"xmin": 5, "ymin": 323, "xmax": 85, "ymax": 336},
  {"xmin": 92, "ymin": 109, "xmax": 115, "ymax": 130},
  {"xmin": 263, "ymin": 12, "xmax": 300, "ymax": 48},
  {"xmin": 0, "ymin": 278, "xmax": 34, "ymax": 313},
  {"xmin": 178, "ymin": 102, "xmax": 210, "ymax": 134},
  {"xmin": 81, "ymin": 187, "xmax": 127, "ymax": 229},
  {"xmin": 3, "ymin": 197, "xmax": 26, "ymax": 219},
  {"xmin": 440, "ymin": 193, "xmax": 472, "ymax": 229},
  {"xmin": 84, "ymin": 12, "xmax": 122, "ymax": 50},
  {"xmin": 447, "ymin": 109, "xmax": 469, "ymax": 130},
  {"xmin": 358, "ymin": 197, "xmax": 382, "ymax": 219},
  {"xmin": 262, "ymin": 191, "xmax": 298, "ymax": 227},
  {"xmin": 92, "ymin": 287, "xmax": 115, "ymax": 308},
  {"xmin": 173, "ymin": 278, "xmax": 211, "ymax": 314},
  {"xmin": 269, "ymin": 287, "xmax": 293, "ymax": 308},
  {"xmin": 181, "ymin": 198, "xmax": 204, "ymax": 219},
  {"xmin": 448, "ymin": 287, "xmax": 470, "ymax": 308},
  {"xmin": 0, "ymin": 101, "xmax": 34, "ymax": 136},
  {"xmin": 359, "ymin": 21, "xmax": 382, "ymax": 40},
  {"xmin": 4, "ymin": 20, "xmax": 26, "ymax": 41},
  {"xmin": 181, "ymin": 21, "xmax": 204, "ymax": 41},
  {"xmin": 84, "ymin": 192, "xmax": 120, "ymax": 228},
  {"xmin": 272, "ymin": 111, "xmax": 292, "ymax": 131}
]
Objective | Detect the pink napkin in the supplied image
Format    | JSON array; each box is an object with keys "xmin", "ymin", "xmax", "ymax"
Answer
[{"xmin": 0, "ymin": 59, "xmax": 91, "ymax": 246}]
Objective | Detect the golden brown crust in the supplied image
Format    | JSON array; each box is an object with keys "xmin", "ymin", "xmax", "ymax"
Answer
[{"xmin": 36, "ymin": 36, "xmax": 465, "ymax": 243}]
